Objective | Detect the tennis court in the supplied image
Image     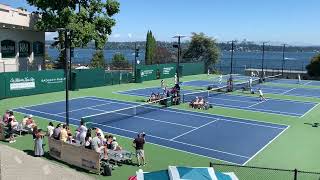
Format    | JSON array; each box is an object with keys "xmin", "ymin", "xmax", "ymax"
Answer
[
  {"xmin": 268, "ymin": 78, "xmax": 320, "ymax": 86},
  {"xmin": 13, "ymin": 96, "xmax": 288, "ymax": 165}
]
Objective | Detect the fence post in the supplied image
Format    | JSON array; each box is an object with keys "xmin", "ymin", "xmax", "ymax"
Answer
[{"xmin": 294, "ymin": 169, "xmax": 298, "ymax": 180}]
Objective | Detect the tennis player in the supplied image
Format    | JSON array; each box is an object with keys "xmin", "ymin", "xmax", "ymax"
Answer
[
  {"xmin": 160, "ymin": 80, "xmax": 165, "ymax": 89},
  {"xmin": 298, "ymin": 74, "xmax": 301, "ymax": 84},
  {"xmin": 258, "ymin": 88, "xmax": 266, "ymax": 101},
  {"xmin": 249, "ymin": 77, "xmax": 253, "ymax": 93},
  {"xmin": 174, "ymin": 73, "xmax": 178, "ymax": 85},
  {"xmin": 207, "ymin": 69, "xmax": 210, "ymax": 76},
  {"xmin": 218, "ymin": 74, "xmax": 223, "ymax": 85}
]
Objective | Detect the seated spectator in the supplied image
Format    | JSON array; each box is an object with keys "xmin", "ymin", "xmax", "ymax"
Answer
[
  {"xmin": 25, "ymin": 115, "xmax": 37, "ymax": 130},
  {"xmin": 60, "ymin": 124, "xmax": 68, "ymax": 142},
  {"xmin": 105, "ymin": 135, "xmax": 113, "ymax": 149},
  {"xmin": 47, "ymin": 122, "xmax": 54, "ymax": 137},
  {"xmin": 148, "ymin": 93, "xmax": 158, "ymax": 102},
  {"xmin": 66, "ymin": 125, "xmax": 74, "ymax": 143},
  {"xmin": 91, "ymin": 133, "xmax": 108, "ymax": 159},
  {"xmin": 111, "ymin": 137, "xmax": 122, "ymax": 151},
  {"xmin": 84, "ymin": 136, "xmax": 92, "ymax": 149},
  {"xmin": 190, "ymin": 97, "xmax": 200, "ymax": 108},
  {"xmin": 8, "ymin": 111, "xmax": 18, "ymax": 129},
  {"xmin": 93, "ymin": 127, "xmax": 105, "ymax": 142},
  {"xmin": 53, "ymin": 124, "xmax": 61, "ymax": 140}
]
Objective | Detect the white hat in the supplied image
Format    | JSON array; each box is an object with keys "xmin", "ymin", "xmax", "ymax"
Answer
[
  {"xmin": 113, "ymin": 137, "xmax": 116, "ymax": 140},
  {"xmin": 28, "ymin": 114, "xmax": 33, "ymax": 118}
]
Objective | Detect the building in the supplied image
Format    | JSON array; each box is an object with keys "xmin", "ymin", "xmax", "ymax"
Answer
[{"xmin": 0, "ymin": 3, "xmax": 45, "ymax": 72}]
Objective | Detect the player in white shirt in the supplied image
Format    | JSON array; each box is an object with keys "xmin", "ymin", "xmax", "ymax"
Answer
[
  {"xmin": 258, "ymin": 88, "xmax": 266, "ymax": 101},
  {"xmin": 298, "ymin": 74, "xmax": 301, "ymax": 84},
  {"xmin": 249, "ymin": 77, "xmax": 253, "ymax": 93},
  {"xmin": 174, "ymin": 73, "xmax": 178, "ymax": 85},
  {"xmin": 160, "ymin": 80, "xmax": 165, "ymax": 89},
  {"xmin": 218, "ymin": 74, "xmax": 223, "ymax": 85}
]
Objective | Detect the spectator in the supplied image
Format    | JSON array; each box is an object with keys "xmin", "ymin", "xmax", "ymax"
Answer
[
  {"xmin": 60, "ymin": 124, "xmax": 68, "ymax": 142},
  {"xmin": 2, "ymin": 110, "xmax": 10, "ymax": 124},
  {"xmin": 91, "ymin": 133, "xmax": 107, "ymax": 159},
  {"xmin": 34, "ymin": 129, "xmax": 45, "ymax": 157},
  {"xmin": 47, "ymin": 122, "xmax": 54, "ymax": 137},
  {"xmin": 76, "ymin": 121, "xmax": 88, "ymax": 145},
  {"xmin": 66, "ymin": 126, "xmax": 73, "ymax": 143},
  {"xmin": 7, "ymin": 117, "xmax": 16, "ymax": 143},
  {"xmin": 52, "ymin": 124, "xmax": 61, "ymax": 140},
  {"xmin": 84, "ymin": 136, "xmax": 92, "ymax": 149},
  {"xmin": 133, "ymin": 134, "xmax": 146, "ymax": 167},
  {"xmin": 25, "ymin": 115, "xmax": 37, "ymax": 130},
  {"xmin": 8, "ymin": 111, "xmax": 18, "ymax": 129},
  {"xmin": 105, "ymin": 135, "xmax": 113, "ymax": 149},
  {"xmin": 111, "ymin": 137, "xmax": 122, "ymax": 151},
  {"xmin": 93, "ymin": 127, "xmax": 105, "ymax": 142},
  {"xmin": 32, "ymin": 126, "xmax": 38, "ymax": 140}
]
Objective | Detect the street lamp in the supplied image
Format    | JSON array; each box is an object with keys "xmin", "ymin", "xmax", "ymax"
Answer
[
  {"xmin": 57, "ymin": 28, "xmax": 71, "ymax": 126},
  {"xmin": 172, "ymin": 35, "xmax": 186, "ymax": 84},
  {"xmin": 261, "ymin": 42, "xmax": 268, "ymax": 80},
  {"xmin": 281, "ymin": 44, "xmax": 286, "ymax": 77}
]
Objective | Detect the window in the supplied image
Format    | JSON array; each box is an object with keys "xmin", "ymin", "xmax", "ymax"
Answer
[
  {"xmin": 19, "ymin": 41, "xmax": 31, "ymax": 57},
  {"xmin": 1, "ymin": 40, "xmax": 16, "ymax": 58},
  {"xmin": 33, "ymin": 41, "xmax": 44, "ymax": 56}
]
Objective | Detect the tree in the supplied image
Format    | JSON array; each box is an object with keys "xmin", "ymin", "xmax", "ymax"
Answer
[
  {"xmin": 145, "ymin": 30, "xmax": 157, "ymax": 65},
  {"xmin": 306, "ymin": 54, "xmax": 320, "ymax": 77},
  {"xmin": 111, "ymin": 53, "xmax": 129, "ymax": 69},
  {"xmin": 154, "ymin": 47, "xmax": 174, "ymax": 64},
  {"xmin": 91, "ymin": 50, "xmax": 105, "ymax": 68},
  {"xmin": 183, "ymin": 32, "xmax": 220, "ymax": 70},
  {"xmin": 27, "ymin": 0, "xmax": 120, "ymax": 68}
]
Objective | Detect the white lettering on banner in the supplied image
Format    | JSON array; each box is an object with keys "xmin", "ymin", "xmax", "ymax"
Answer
[
  {"xmin": 10, "ymin": 82, "xmax": 35, "ymax": 90},
  {"xmin": 41, "ymin": 78, "xmax": 66, "ymax": 84},
  {"xmin": 163, "ymin": 67, "xmax": 174, "ymax": 75},
  {"xmin": 141, "ymin": 70, "xmax": 154, "ymax": 77}
]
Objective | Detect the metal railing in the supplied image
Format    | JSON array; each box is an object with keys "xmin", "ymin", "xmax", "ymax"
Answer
[{"xmin": 210, "ymin": 162, "xmax": 320, "ymax": 180}]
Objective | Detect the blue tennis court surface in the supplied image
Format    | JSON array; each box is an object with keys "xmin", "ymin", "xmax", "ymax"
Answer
[
  {"xmin": 13, "ymin": 96, "xmax": 288, "ymax": 165},
  {"xmin": 268, "ymin": 79, "xmax": 320, "ymax": 86},
  {"xmin": 202, "ymin": 93, "xmax": 316, "ymax": 117},
  {"xmin": 253, "ymin": 84, "xmax": 320, "ymax": 98},
  {"xmin": 117, "ymin": 87, "xmax": 193, "ymax": 97}
]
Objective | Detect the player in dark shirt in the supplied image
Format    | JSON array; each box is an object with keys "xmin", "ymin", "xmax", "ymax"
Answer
[{"xmin": 133, "ymin": 133, "xmax": 146, "ymax": 167}]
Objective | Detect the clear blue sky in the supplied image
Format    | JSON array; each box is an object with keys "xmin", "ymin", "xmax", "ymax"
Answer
[{"xmin": 2, "ymin": 0, "xmax": 319, "ymax": 45}]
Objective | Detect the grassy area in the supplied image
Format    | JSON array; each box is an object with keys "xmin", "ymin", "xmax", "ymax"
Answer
[{"xmin": 1, "ymin": 73, "xmax": 320, "ymax": 179}]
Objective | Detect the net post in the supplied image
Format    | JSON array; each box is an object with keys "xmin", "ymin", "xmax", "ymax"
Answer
[{"xmin": 294, "ymin": 169, "xmax": 298, "ymax": 180}]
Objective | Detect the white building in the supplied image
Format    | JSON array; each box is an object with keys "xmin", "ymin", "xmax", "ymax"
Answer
[{"xmin": 0, "ymin": 3, "xmax": 45, "ymax": 72}]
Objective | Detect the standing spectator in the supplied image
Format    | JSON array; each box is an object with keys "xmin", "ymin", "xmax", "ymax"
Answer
[
  {"xmin": 174, "ymin": 73, "xmax": 178, "ymax": 85},
  {"xmin": 7, "ymin": 118, "xmax": 16, "ymax": 143},
  {"xmin": 32, "ymin": 126, "xmax": 38, "ymax": 140},
  {"xmin": 2, "ymin": 110, "xmax": 10, "ymax": 124},
  {"xmin": 47, "ymin": 122, "xmax": 54, "ymax": 137},
  {"xmin": 66, "ymin": 126, "xmax": 73, "ymax": 143},
  {"xmin": 34, "ymin": 129, "xmax": 45, "ymax": 157},
  {"xmin": 8, "ymin": 111, "xmax": 18, "ymax": 129},
  {"xmin": 133, "ymin": 134, "xmax": 146, "ymax": 167},
  {"xmin": 76, "ymin": 121, "xmax": 87, "ymax": 145},
  {"xmin": 52, "ymin": 124, "xmax": 61, "ymax": 140},
  {"xmin": 60, "ymin": 124, "xmax": 68, "ymax": 142}
]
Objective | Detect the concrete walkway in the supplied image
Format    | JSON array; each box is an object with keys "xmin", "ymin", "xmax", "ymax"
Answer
[{"xmin": 0, "ymin": 144, "xmax": 95, "ymax": 180}]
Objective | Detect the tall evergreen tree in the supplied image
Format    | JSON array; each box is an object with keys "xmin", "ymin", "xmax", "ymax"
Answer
[{"xmin": 145, "ymin": 31, "xmax": 157, "ymax": 65}]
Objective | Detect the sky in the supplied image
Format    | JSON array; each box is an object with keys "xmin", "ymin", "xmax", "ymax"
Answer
[{"xmin": 1, "ymin": 0, "xmax": 319, "ymax": 45}]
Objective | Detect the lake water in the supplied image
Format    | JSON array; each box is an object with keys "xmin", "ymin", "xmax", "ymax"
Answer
[{"xmin": 47, "ymin": 48, "xmax": 318, "ymax": 74}]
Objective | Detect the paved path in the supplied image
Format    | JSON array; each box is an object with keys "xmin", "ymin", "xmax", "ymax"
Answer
[{"xmin": 0, "ymin": 144, "xmax": 95, "ymax": 180}]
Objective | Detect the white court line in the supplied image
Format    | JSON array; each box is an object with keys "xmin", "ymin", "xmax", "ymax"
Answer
[
  {"xmin": 12, "ymin": 96, "xmax": 92, "ymax": 110},
  {"xmin": 300, "ymin": 103, "xmax": 320, "ymax": 118},
  {"xmin": 85, "ymin": 97, "xmax": 288, "ymax": 129},
  {"xmin": 56, "ymin": 101, "xmax": 114, "ymax": 115},
  {"xmin": 281, "ymin": 88, "xmax": 297, "ymax": 95},
  {"xmin": 209, "ymin": 101, "xmax": 301, "ymax": 117},
  {"xmin": 242, "ymin": 125, "xmax": 290, "ymax": 165},
  {"xmin": 247, "ymin": 101, "xmax": 265, "ymax": 108},
  {"xmin": 87, "ymin": 107, "xmax": 196, "ymax": 129},
  {"xmin": 170, "ymin": 119, "xmax": 219, "ymax": 141},
  {"xmin": 18, "ymin": 107, "xmax": 249, "ymax": 160}
]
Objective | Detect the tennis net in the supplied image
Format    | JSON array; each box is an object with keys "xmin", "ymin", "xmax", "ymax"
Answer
[
  {"xmin": 263, "ymin": 74, "xmax": 282, "ymax": 83},
  {"xmin": 182, "ymin": 86, "xmax": 228, "ymax": 103},
  {"xmin": 81, "ymin": 98, "xmax": 169, "ymax": 126}
]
